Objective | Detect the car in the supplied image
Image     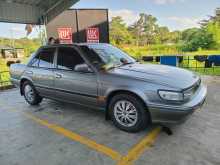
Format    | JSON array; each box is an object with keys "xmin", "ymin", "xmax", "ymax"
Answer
[{"xmin": 10, "ymin": 43, "xmax": 207, "ymax": 133}]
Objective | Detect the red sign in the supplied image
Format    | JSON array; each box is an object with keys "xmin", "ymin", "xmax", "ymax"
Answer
[
  {"xmin": 87, "ymin": 27, "xmax": 99, "ymax": 43},
  {"xmin": 57, "ymin": 27, "xmax": 72, "ymax": 44}
]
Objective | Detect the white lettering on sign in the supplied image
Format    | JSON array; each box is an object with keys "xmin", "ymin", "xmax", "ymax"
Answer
[
  {"xmin": 57, "ymin": 28, "xmax": 72, "ymax": 44},
  {"xmin": 87, "ymin": 27, "xmax": 99, "ymax": 43}
]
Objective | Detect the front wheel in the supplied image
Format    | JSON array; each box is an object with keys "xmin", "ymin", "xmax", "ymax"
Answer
[
  {"xmin": 109, "ymin": 94, "xmax": 149, "ymax": 133},
  {"xmin": 22, "ymin": 81, "xmax": 42, "ymax": 105}
]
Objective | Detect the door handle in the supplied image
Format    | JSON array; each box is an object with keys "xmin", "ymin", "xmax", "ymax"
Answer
[
  {"xmin": 55, "ymin": 73, "xmax": 62, "ymax": 79},
  {"xmin": 26, "ymin": 71, "xmax": 33, "ymax": 75}
]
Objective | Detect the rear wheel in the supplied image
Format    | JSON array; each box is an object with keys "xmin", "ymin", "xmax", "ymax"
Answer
[
  {"xmin": 109, "ymin": 94, "xmax": 149, "ymax": 133},
  {"xmin": 22, "ymin": 81, "xmax": 42, "ymax": 105}
]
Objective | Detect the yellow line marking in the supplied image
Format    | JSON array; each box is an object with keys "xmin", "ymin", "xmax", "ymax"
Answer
[
  {"xmin": 21, "ymin": 112, "xmax": 122, "ymax": 161},
  {"xmin": 117, "ymin": 127, "xmax": 161, "ymax": 165},
  {"xmin": 6, "ymin": 109, "xmax": 161, "ymax": 164}
]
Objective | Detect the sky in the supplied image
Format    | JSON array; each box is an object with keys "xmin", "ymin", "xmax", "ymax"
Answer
[{"xmin": 0, "ymin": 0, "xmax": 219, "ymax": 38}]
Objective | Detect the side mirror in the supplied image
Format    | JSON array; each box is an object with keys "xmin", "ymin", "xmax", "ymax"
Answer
[{"xmin": 74, "ymin": 64, "xmax": 93, "ymax": 73}]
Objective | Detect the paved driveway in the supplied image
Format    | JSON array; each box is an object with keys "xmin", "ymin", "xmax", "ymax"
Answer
[{"xmin": 0, "ymin": 76, "xmax": 219, "ymax": 165}]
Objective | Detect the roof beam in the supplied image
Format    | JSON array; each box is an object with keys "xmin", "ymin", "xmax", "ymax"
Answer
[
  {"xmin": 0, "ymin": 1, "xmax": 43, "ymax": 24},
  {"xmin": 0, "ymin": 0, "xmax": 79, "ymax": 24},
  {"xmin": 43, "ymin": 0, "xmax": 79, "ymax": 24}
]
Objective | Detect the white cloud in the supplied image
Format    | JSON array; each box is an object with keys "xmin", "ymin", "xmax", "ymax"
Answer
[
  {"xmin": 109, "ymin": 9, "xmax": 139, "ymax": 25},
  {"xmin": 109, "ymin": 9, "xmax": 201, "ymax": 31},
  {"xmin": 167, "ymin": 16, "xmax": 201, "ymax": 30},
  {"xmin": 10, "ymin": 27, "xmax": 24, "ymax": 32},
  {"xmin": 153, "ymin": 0, "xmax": 185, "ymax": 5}
]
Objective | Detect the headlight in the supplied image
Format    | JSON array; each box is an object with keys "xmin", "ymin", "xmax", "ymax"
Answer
[
  {"xmin": 158, "ymin": 90, "xmax": 183, "ymax": 101},
  {"xmin": 183, "ymin": 89, "xmax": 194, "ymax": 99}
]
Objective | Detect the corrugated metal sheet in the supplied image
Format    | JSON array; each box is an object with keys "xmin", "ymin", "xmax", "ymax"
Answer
[{"xmin": 0, "ymin": 0, "xmax": 79, "ymax": 24}]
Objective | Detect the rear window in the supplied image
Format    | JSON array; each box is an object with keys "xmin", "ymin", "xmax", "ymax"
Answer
[{"xmin": 30, "ymin": 48, "xmax": 55, "ymax": 68}]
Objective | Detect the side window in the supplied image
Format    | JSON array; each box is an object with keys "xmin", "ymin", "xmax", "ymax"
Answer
[
  {"xmin": 57, "ymin": 47, "xmax": 85, "ymax": 71},
  {"xmin": 38, "ymin": 48, "xmax": 55, "ymax": 68},
  {"xmin": 30, "ymin": 48, "xmax": 55, "ymax": 68},
  {"xmin": 30, "ymin": 54, "xmax": 40, "ymax": 67}
]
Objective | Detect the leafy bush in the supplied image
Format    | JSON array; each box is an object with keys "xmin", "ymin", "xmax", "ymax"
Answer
[{"xmin": 181, "ymin": 29, "xmax": 215, "ymax": 52}]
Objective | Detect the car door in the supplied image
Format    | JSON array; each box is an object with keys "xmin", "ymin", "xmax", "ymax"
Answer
[
  {"xmin": 54, "ymin": 46, "xmax": 98, "ymax": 107},
  {"xmin": 26, "ymin": 47, "xmax": 56, "ymax": 97}
]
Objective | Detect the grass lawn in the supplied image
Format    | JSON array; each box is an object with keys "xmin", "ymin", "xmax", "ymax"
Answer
[{"xmin": 121, "ymin": 45, "xmax": 220, "ymax": 58}]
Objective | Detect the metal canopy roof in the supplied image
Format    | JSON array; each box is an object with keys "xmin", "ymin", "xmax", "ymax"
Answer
[{"xmin": 0, "ymin": 0, "xmax": 79, "ymax": 24}]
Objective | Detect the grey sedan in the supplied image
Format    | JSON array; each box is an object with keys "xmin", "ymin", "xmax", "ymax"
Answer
[{"xmin": 10, "ymin": 43, "xmax": 207, "ymax": 132}]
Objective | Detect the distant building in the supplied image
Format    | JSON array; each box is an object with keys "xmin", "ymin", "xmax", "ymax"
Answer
[
  {"xmin": 0, "ymin": 46, "xmax": 25, "ymax": 59},
  {"xmin": 15, "ymin": 48, "xmax": 25, "ymax": 58}
]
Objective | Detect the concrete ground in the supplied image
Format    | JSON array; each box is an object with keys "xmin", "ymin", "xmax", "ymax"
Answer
[{"xmin": 0, "ymin": 76, "xmax": 220, "ymax": 165}]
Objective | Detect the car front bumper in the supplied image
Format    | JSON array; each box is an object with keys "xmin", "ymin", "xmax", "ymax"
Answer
[
  {"xmin": 10, "ymin": 78, "xmax": 20, "ymax": 87},
  {"xmin": 148, "ymin": 84, "xmax": 207, "ymax": 124}
]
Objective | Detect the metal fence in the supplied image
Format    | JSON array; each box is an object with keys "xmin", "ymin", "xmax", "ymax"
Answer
[
  {"xmin": 142, "ymin": 55, "xmax": 220, "ymax": 76},
  {"xmin": 180, "ymin": 55, "xmax": 220, "ymax": 75}
]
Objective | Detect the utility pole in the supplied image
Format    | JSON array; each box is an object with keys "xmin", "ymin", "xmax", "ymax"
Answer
[{"xmin": 10, "ymin": 29, "xmax": 15, "ymax": 48}]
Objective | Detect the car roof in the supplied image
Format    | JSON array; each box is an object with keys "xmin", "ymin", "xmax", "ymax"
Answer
[{"xmin": 41, "ymin": 43, "xmax": 110, "ymax": 49}]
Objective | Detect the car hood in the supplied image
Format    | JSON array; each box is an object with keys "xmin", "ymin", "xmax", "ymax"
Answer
[{"xmin": 111, "ymin": 63, "xmax": 200, "ymax": 90}]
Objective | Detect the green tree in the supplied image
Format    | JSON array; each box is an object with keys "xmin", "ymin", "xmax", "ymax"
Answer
[
  {"xmin": 109, "ymin": 16, "xmax": 132, "ymax": 45},
  {"xmin": 129, "ymin": 13, "xmax": 158, "ymax": 45},
  {"xmin": 181, "ymin": 28, "xmax": 199, "ymax": 41},
  {"xmin": 207, "ymin": 22, "xmax": 220, "ymax": 47},
  {"xmin": 204, "ymin": 8, "xmax": 220, "ymax": 48},
  {"xmin": 182, "ymin": 28, "xmax": 215, "ymax": 51},
  {"xmin": 198, "ymin": 7, "xmax": 220, "ymax": 49},
  {"xmin": 143, "ymin": 14, "xmax": 158, "ymax": 44},
  {"xmin": 169, "ymin": 30, "xmax": 182, "ymax": 43},
  {"xmin": 154, "ymin": 26, "xmax": 170, "ymax": 44}
]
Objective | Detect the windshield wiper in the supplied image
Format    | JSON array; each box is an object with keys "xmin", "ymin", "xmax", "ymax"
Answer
[
  {"xmin": 123, "ymin": 62, "xmax": 135, "ymax": 65},
  {"xmin": 101, "ymin": 63, "xmax": 119, "ymax": 71}
]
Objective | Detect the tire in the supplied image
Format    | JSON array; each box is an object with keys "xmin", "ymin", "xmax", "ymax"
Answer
[
  {"xmin": 109, "ymin": 94, "xmax": 149, "ymax": 133},
  {"xmin": 22, "ymin": 81, "xmax": 43, "ymax": 105}
]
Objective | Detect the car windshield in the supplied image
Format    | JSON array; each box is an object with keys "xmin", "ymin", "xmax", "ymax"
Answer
[{"xmin": 80, "ymin": 44, "xmax": 136, "ymax": 70}]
